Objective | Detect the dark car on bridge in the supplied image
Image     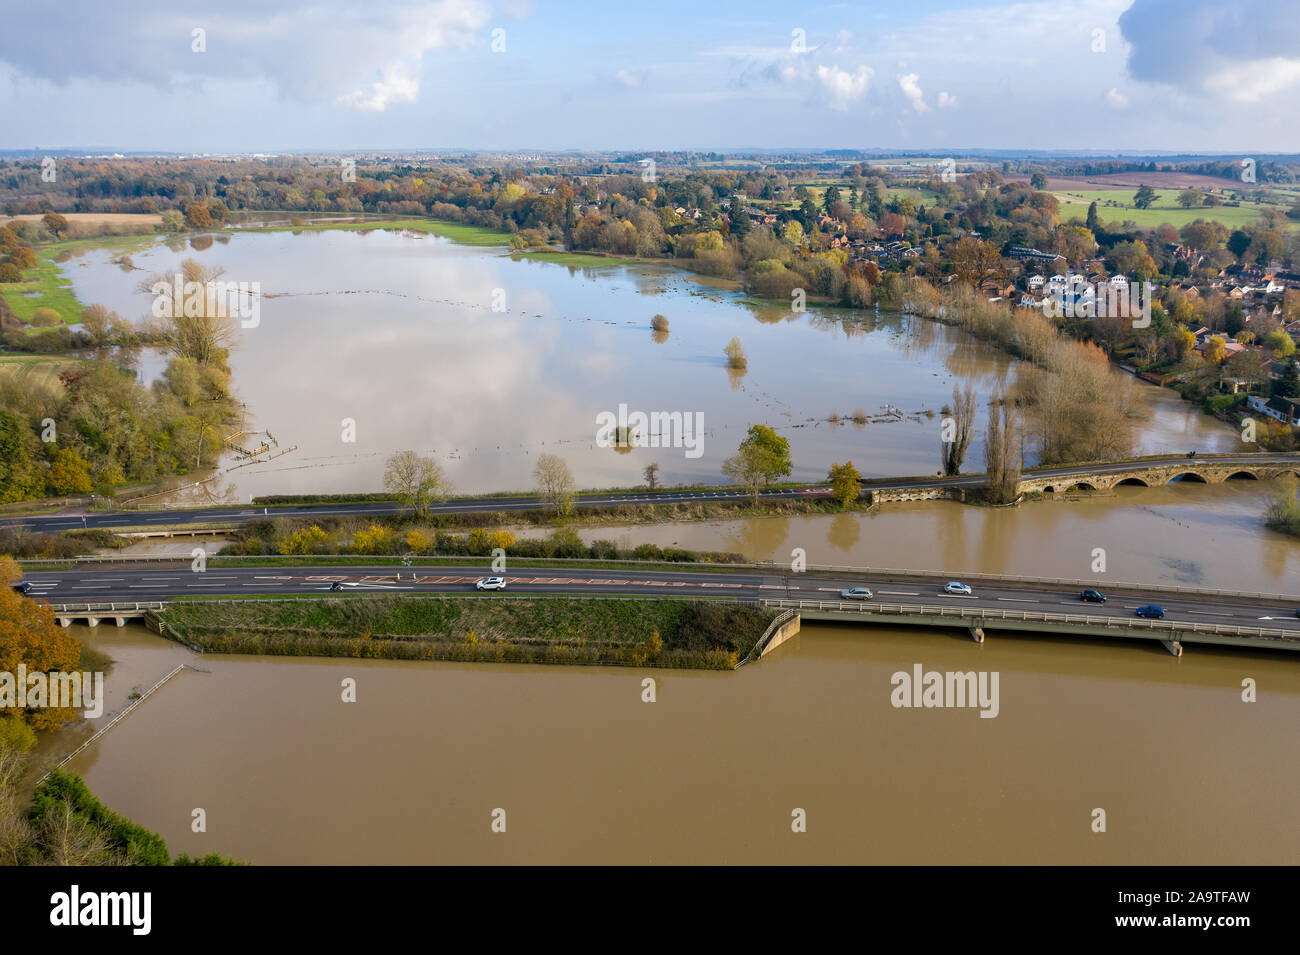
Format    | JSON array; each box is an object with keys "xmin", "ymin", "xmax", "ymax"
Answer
[
  {"xmin": 1135, "ymin": 605, "xmax": 1165, "ymax": 619},
  {"xmin": 12, "ymin": 581, "xmax": 32, "ymax": 595},
  {"xmin": 1079, "ymin": 589, "xmax": 1107, "ymax": 603}
]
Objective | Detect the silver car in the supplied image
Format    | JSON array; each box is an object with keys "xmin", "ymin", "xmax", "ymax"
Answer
[
  {"xmin": 840, "ymin": 587, "xmax": 874, "ymax": 600},
  {"xmin": 475, "ymin": 577, "xmax": 507, "ymax": 591}
]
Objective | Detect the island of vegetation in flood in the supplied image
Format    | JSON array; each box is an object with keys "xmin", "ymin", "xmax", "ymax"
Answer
[{"xmin": 152, "ymin": 596, "xmax": 780, "ymax": 670}]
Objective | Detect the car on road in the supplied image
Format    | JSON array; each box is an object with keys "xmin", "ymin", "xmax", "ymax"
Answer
[
  {"xmin": 840, "ymin": 587, "xmax": 874, "ymax": 601},
  {"xmin": 329, "ymin": 581, "xmax": 345, "ymax": 592},
  {"xmin": 1079, "ymin": 589, "xmax": 1107, "ymax": 603},
  {"xmin": 943, "ymin": 581, "xmax": 973, "ymax": 596},
  {"xmin": 12, "ymin": 581, "xmax": 32, "ymax": 595},
  {"xmin": 1135, "ymin": 605, "xmax": 1165, "ymax": 619},
  {"xmin": 476, "ymin": 577, "xmax": 507, "ymax": 591}
]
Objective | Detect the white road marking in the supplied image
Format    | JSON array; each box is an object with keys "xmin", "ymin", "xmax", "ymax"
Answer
[
  {"xmin": 1187, "ymin": 610, "xmax": 1232, "ymax": 617},
  {"xmin": 997, "ymin": 597, "xmax": 1039, "ymax": 603},
  {"xmin": 879, "ymin": 591, "xmax": 919, "ymax": 596}
]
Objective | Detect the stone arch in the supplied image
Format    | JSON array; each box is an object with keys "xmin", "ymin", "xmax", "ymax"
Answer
[
  {"xmin": 1065, "ymin": 481, "xmax": 1097, "ymax": 491},
  {"xmin": 1167, "ymin": 471, "xmax": 1209, "ymax": 483},
  {"xmin": 1115, "ymin": 477, "xmax": 1150, "ymax": 487},
  {"xmin": 1225, "ymin": 470, "xmax": 1259, "ymax": 480}
]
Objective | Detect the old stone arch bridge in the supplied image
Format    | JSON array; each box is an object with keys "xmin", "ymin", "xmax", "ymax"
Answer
[{"xmin": 1017, "ymin": 455, "xmax": 1300, "ymax": 495}]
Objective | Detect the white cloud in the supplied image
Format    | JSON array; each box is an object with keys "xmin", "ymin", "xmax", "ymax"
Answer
[
  {"xmin": 0, "ymin": 0, "xmax": 493, "ymax": 112},
  {"xmin": 1202, "ymin": 58, "xmax": 1300, "ymax": 103},
  {"xmin": 937, "ymin": 90, "xmax": 957, "ymax": 109},
  {"xmin": 815, "ymin": 64, "xmax": 873, "ymax": 110},
  {"xmin": 1105, "ymin": 87, "xmax": 1128, "ymax": 107},
  {"xmin": 616, "ymin": 69, "xmax": 646, "ymax": 88},
  {"xmin": 897, "ymin": 73, "xmax": 928, "ymax": 113}
]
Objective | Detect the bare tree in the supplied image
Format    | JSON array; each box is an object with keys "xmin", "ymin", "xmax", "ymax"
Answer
[
  {"xmin": 643, "ymin": 462, "xmax": 660, "ymax": 490},
  {"xmin": 383, "ymin": 451, "xmax": 450, "ymax": 516},
  {"xmin": 984, "ymin": 394, "xmax": 1022, "ymax": 504},
  {"xmin": 140, "ymin": 258, "xmax": 238, "ymax": 366},
  {"xmin": 941, "ymin": 384, "xmax": 976, "ymax": 475},
  {"xmin": 534, "ymin": 453, "xmax": 576, "ymax": 516}
]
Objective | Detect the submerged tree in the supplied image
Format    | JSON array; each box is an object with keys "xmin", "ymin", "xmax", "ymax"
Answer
[
  {"xmin": 940, "ymin": 384, "xmax": 975, "ymax": 476},
  {"xmin": 983, "ymin": 394, "xmax": 1022, "ymax": 504}
]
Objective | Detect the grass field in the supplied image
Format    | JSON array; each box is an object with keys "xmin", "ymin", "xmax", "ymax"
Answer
[
  {"xmin": 0, "ymin": 354, "xmax": 83, "ymax": 390},
  {"xmin": 1052, "ymin": 188, "xmax": 1294, "ymax": 232},
  {"xmin": 1, "ymin": 233, "xmax": 159, "ymax": 326},
  {"xmin": 247, "ymin": 216, "xmax": 512, "ymax": 246}
]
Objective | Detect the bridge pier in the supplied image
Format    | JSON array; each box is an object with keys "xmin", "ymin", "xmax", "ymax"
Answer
[
  {"xmin": 57, "ymin": 617, "xmax": 71, "ymax": 628},
  {"xmin": 1161, "ymin": 639, "xmax": 1183, "ymax": 657},
  {"xmin": 85, "ymin": 617, "xmax": 100, "ymax": 628},
  {"xmin": 114, "ymin": 616, "xmax": 127, "ymax": 627},
  {"xmin": 969, "ymin": 626, "xmax": 985, "ymax": 644}
]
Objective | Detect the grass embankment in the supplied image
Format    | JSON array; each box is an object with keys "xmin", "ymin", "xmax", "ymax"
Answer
[{"xmin": 156, "ymin": 596, "xmax": 776, "ymax": 670}]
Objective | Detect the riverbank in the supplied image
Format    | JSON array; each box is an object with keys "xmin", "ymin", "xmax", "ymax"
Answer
[{"xmin": 152, "ymin": 596, "xmax": 778, "ymax": 670}]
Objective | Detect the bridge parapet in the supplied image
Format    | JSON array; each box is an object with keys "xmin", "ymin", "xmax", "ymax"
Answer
[{"xmin": 1019, "ymin": 461, "xmax": 1299, "ymax": 495}]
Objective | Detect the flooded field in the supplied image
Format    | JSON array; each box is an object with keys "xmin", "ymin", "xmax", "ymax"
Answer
[
  {"xmin": 42, "ymin": 619, "xmax": 1300, "ymax": 865},
  {"xmin": 59, "ymin": 228, "xmax": 1240, "ymax": 505}
]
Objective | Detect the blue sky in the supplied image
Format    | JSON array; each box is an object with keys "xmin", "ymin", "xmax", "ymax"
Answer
[{"xmin": 2, "ymin": 0, "xmax": 1298, "ymax": 153}]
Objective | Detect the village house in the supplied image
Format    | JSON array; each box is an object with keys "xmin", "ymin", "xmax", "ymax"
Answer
[{"xmin": 1246, "ymin": 395, "xmax": 1300, "ymax": 427}]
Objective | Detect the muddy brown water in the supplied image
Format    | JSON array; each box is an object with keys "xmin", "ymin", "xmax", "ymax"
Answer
[{"xmin": 33, "ymin": 614, "xmax": 1299, "ymax": 865}]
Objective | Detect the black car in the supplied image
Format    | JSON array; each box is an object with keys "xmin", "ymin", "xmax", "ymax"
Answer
[
  {"xmin": 12, "ymin": 581, "xmax": 33, "ymax": 595},
  {"xmin": 1079, "ymin": 589, "xmax": 1107, "ymax": 603},
  {"xmin": 329, "ymin": 581, "xmax": 344, "ymax": 592}
]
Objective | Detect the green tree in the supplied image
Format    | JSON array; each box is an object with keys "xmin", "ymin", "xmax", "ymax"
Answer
[
  {"xmin": 827, "ymin": 461, "xmax": 861, "ymax": 506},
  {"xmin": 278, "ymin": 524, "xmax": 331, "ymax": 555},
  {"xmin": 1275, "ymin": 359, "xmax": 1300, "ymax": 399},
  {"xmin": 722, "ymin": 424, "xmax": 792, "ymax": 504},
  {"xmin": 46, "ymin": 448, "xmax": 92, "ymax": 495},
  {"xmin": 1132, "ymin": 185, "xmax": 1157, "ymax": 209}
]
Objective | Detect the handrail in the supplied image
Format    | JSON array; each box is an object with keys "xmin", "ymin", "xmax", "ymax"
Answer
[
  {"xmin": 47, "ymin": 601, "xmax": 167, "ymax": 613},
  {"xmin": 736, "ymin": 608, "xmax": 798, "ymax": 668},
  {"xmin": 759, "ymin": 598, "xmax": 1300, "ymax": 643}
]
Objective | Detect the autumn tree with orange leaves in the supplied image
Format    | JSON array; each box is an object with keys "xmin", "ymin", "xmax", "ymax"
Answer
[{"xmin": 0, "ymin": 557, "xmax": 84, "ymax": 729}]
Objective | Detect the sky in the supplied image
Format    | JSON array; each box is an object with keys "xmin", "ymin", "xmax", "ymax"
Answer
[{"xmin": 1, "ymin": 0, "xmax": 1298, "ymax": 153}]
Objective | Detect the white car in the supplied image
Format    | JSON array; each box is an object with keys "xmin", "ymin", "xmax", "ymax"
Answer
[
  {"xmin": 943, "ymin": 581, "xmax": 973, "ymax": 596},
  {"xmin": 475, "ymin": 577, "xmax": 507, "ymax": 591},
  {"xmin": 840, "ymin": 587, "xmax": 874, "ymax": 600}
]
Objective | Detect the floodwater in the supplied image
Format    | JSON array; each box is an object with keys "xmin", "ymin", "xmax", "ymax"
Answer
[
  {"xmin": 59, "ymin": 228, "xmax": 1240, "ymax": 505},
  {"xmin": 43, "ymin": 619, "xmax": 1300, "ymax": 865},
  {"xmin": 523, "ymin": 480, "xmax": 1300, "ymax": 593}
]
